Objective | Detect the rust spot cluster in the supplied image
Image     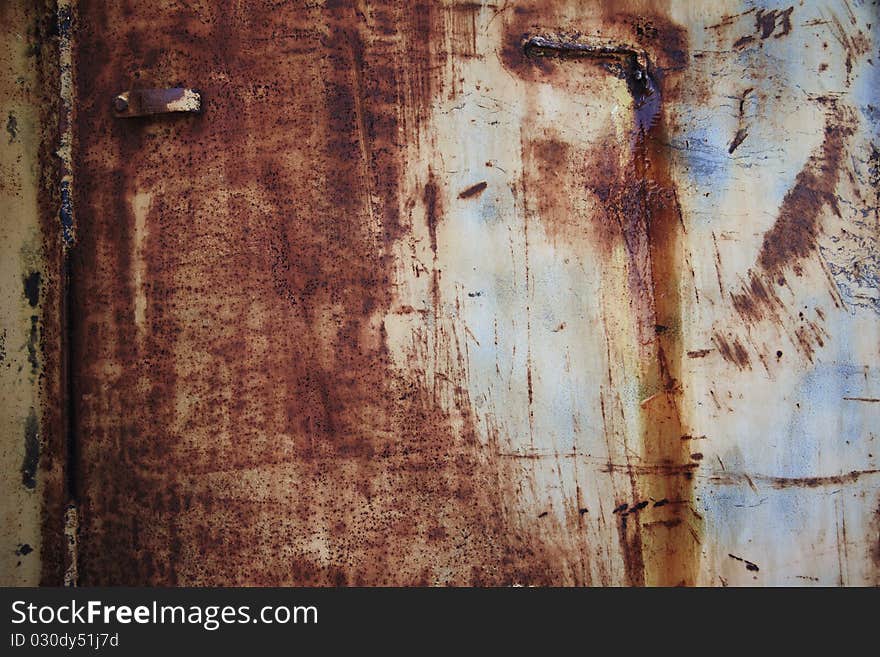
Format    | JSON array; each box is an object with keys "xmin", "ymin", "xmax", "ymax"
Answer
[
  {"xmin": 68, "ymin": 0, "xmax": 572, "ymax": 586},
  {"xmin": 733, "ymin": 6, "xmax": 794, "ymax": 49},
  {"xmin": 51, "ymin": 0, "xmax": 877, "ymax": 588}
]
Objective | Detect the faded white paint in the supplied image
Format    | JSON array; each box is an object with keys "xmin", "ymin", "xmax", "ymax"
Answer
[{"xmin": 384, "ymin": 0, "xmax": 879, "ymax": 585}]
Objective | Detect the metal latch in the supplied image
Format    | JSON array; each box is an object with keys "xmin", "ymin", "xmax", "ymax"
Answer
[
  {"xmin": 522, "ymin": 35, "xmax": 659, "ymax": 129},
  {"xmin": 113, "ymin": 88, "xmax": 202, "ymax": 118}
]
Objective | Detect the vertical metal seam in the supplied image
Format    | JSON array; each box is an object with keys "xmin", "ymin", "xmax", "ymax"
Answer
[{"xmin": 57, "ymin": 0, "xmax": 78, "ymax": 587}]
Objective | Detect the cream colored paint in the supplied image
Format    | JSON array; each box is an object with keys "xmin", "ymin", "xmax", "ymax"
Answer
[
  {"xmin": 0, "ymin": 2, "xmax": 46, "ymax": 586},
  {"xmin": 131, "ymin": 191, "xmax": 153, "ymax": 337}
]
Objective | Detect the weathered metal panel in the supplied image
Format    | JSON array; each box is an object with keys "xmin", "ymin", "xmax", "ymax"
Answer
[
  {"xmin": 17, "ymin": 0, "xmax": 877, "ymax": 585},
  {"xmin": 0, "ymin": 0, "xmax": 66, "ymax": 586}
]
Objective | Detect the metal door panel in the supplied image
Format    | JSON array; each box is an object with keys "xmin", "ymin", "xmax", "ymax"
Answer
[{"xmin": 3, "ymin": 0, "xmax": 876, "ymax": 586}]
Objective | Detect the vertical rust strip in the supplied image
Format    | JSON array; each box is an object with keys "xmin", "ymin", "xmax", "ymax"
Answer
[{"xmin": 507, "ymin": 6, "xmax": 698, "ymax": 586}]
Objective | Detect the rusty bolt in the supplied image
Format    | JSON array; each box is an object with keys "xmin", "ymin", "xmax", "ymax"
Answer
[{"xmin": 113, "ymin": 96, "xmax": 128, "ymax": 112}]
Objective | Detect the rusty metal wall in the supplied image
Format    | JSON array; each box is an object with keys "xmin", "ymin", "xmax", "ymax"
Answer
[{"xmin": 4, "ymin": 0, "xmax": 877, "ymax": 585}]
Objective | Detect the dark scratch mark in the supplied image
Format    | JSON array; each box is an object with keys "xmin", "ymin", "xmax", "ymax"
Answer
[
  {"xmin": 424, "ymin": 172, "xmax": 440, "ymax": 254},
  {"xmin": 733, "ymin": 34, "xmax": 755, "ymax": 49},
  {"xmin": 458, "ymin": 181, "xmax": 487, "ymax": 199},
  {"xmin": 22, "ymin": 408, "xmax": 38, "ymax": 490},
  {"xmin": 728, "ymin": 128, "xmax": 748, "ymax": 154},
  {"xmin": 713, "ymin": 468, "xmax": 880, "ymax": 489},
  {"xmin": 728, "ymin": 553, "xmax": 760, "ymax": 572},
  {"xmin": 756, "ymin": 7, "xmax": 794, "ymax": 39},
  {"xmin": 23, "ymin": 271, "xmax": 41, "ymax": 308},
  {"xmin": 6, "ymin": 112, "xmax": 18, "ymax": 143}
]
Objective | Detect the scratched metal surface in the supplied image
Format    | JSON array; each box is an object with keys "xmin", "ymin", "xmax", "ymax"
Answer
[{"xmin": 27, "ymin": 0, "xmax": 874, "ymax": 585}]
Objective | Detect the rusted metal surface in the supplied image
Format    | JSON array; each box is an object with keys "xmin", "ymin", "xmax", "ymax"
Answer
[{"xmin": 4, "ymin": 0, "xmax": 876, "ymax": 585}]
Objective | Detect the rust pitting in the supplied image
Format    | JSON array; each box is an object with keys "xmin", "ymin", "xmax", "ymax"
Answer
[{"xmin": 69, "ymin": 0, "xmax": 565, "ymax": 586}]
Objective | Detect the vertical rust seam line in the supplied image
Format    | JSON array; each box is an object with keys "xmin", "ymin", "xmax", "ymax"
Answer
[
  {"xmin": 523, "ymin": 36, "xmax": 696, "ymax": 585},
  {"xmin": 57, "ymin": 0, "xmax": 79, "ymax": 586}
]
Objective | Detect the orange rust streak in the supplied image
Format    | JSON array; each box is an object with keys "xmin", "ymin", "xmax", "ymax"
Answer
[
  {"xmin": 633, "ymin": 110, "xmax": 701, "ymax": 587},
  {"xmin": 502, "ymin": 3, "xmax": 699, "ymax": 586}
]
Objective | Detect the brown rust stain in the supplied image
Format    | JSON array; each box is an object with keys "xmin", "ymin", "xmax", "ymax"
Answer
[
  {"xmin": 500, "ymin": 1, "xmax": 687, "ymax": 81},
  {"xmin": 732, "ymin": 6, "xmax": 794, "ymax": 49},
  {"xmin": 714, "ymin": 102, "xmax": 856, "ymax": 363},
  {"xmin": 70, "ymin": 0, "xmax": 571, "ymax": 585},
  {"xmin": 423, "ymin": 171, "xmax": 441, "ymax": 254},
  {"xmin": 66, "ymin": 0, "xmax": 877, "ymax": 588},
  {"xmin": 758, "ymin": 112, "xmax": 854, "ymax": 275},
  {"xmin": 445, "ymin": 1, "xmax": 484, "ymax": 60},
  {"xmin": 711, "ymin": 6, "xmax": 876, "ymax": 367},
  {"xmin": 826, "ymin": 5, "xmax": 872, "ymax": 83},
  {"xmin": 755, "ymin": 7, "xmax": 793, "ymax": 39},
  {"xmin": 502, "ymin": 2, "xmax": 699, "ymax": 586},
  {"xmin": 712, "ymin": 333, "xmax": 750, "ymax": 370},
  {"xmin": 872, "ymin": 500, "xmax": 880, "ymax": 581},
  {"xmin": 519, "ymin": 136, "xmax": 584, "ymax": 249},
  {"xmin": 458, "ymin": 181, "xmax": 487, "ymax": 199}
]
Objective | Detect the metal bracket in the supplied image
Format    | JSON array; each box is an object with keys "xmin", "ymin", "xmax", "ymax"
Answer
[
  {"xmin": 113, "ymin": 88, "xmax": 202, "ymax": 118},
  {"xmin": 523, "ymin": 35, "xmax": 659, "ymax": 129}
]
